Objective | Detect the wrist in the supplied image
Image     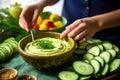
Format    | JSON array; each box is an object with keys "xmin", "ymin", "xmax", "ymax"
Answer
[
  {"xmin": 36, "ymin": 0, "xmax": 59, "ymax": 7},
  {"xmin": 90, "ymin": 16, "xmax": 105, "ymax": 32},
  {"xmin": 35, "ymin": 0, "xmax": 48, "ymax": 8}
]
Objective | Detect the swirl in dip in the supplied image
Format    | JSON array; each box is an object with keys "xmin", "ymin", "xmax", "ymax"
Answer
[{"xmin": 24, "ymin": 37, "xmax": 71, "ymax": 55}]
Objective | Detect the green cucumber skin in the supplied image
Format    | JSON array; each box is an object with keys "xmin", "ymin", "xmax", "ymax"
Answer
[
  {"xmin": 94, "ymin": 56, "xmax": 105, "ymax": 68},
  {"xmin": 73, "ymin": 61, "xmax": 94, "ymax": 76},
  {"xmin": 100, "ymin": 51, "xmax": 111, "ymax": 64},
  {"xmin": 88, "ymin": 46, "xmax": 100, "ymax": 56},
  {"xmin": 58, "ymin": 71, "xmax": 79, "ymax": 80},
  {"xmin": 90, "ymin": 59, "xmax": 101, "ymax": 74},
  {"xmin": 109, "ymin": 59, "xmax": 120, "ymax": 72},
  {"xmin": 58, "ymin": 39, "xmax": 120, "ymax": 80},
  {"xmin": 0, "ymin": 37, "xmax": 18, "ymax": 62}
]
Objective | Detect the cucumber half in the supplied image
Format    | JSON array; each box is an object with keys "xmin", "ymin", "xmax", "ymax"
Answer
[
  {"xmin": 94, "ymin": 56, "xmax": 105, "ymax": 68},
  {"xmin": 83, "ymin": 53, "xmax": 94, "ymax": 61},
  {"xmin": 58, "ymin": 71, "xmax": 79, "ymax": 80},
  {"xmin": 90, "ymin": 59, "xmax": 101, "ymax": 74},
  {"xmin": 73, "ymin": 61, "xmax": 94, "ymax": 75},
  {"xmin": 110, "ymin": 59, "xmax": 120, "ymax": 72},
  {"xmin": 87, "ymin": 46, "xmax": 100, "ymax": 56},
  {"xmin": 100, "ymin": 51, "xmax": 111, "ymax": 63}
]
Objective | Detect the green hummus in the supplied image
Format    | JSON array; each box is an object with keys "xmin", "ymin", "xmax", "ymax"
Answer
[{"xmin": 24, "ymin": 37, "xmax": 71, "ymax": 55}]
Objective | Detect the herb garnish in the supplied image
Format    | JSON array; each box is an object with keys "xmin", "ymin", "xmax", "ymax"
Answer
[{"xmin": 36, "ymin": 40, "xmax": 55, "ymax": 49}]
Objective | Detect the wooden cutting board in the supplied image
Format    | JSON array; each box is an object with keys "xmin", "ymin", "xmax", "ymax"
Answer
[{"xmin": 101, "ymin": 72, "xmax": 120, "ymax": 80}]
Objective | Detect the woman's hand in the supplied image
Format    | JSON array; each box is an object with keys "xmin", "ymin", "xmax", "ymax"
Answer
[
  {"xmin": 19, "ymin": 1, "xmax": 45, "ymax": 32},
  {"xmin": 61, "ymin": 9, "xmax": 120, "ymax": 43},
  {"xmin": 60, "ymin": 17, "xmax": 101, "ymax": 43},
  {"xmin": 19, "ymin": 0, "xmax": 60, "ymax": 32}
]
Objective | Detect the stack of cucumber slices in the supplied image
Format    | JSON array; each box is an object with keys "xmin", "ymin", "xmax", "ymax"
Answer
[
  {"xmin": 0, "ymin": 37, "xmax": 18, "ymax": 62},
  {"xmin": 58, "ymin": 39, "xmax": 120, "ymax": 80}
]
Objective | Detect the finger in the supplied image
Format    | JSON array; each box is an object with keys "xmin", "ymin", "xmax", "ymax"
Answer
[
  {"xmin": 66, "ymin": 19, "xmax": 82, "ymax": 30},
  {"xmin": 79, "ymin": 32, "xmax": 93, "ymax": 43},
  {"xmin": 19, "ymin": 7, "xmax": 30, "ymax": 32},
  {"xmin": 60, "ymin": 19, "xmax": 82, "ymax": 39},
  {"xmin": 74, "ymin": 30, "xmax": 87, "ymax": 41},
  {"xmin": 32, "ymin": 9, "xmax": 40, "ymax": 26},
  {"xmin": 79, "ymin": 35, "xmax": 89, "ymax": 43},
  {"xmin": 68, "ymin": 22, "xmax": 86, "ymax": 38},
  {"xmin": 60, "ymin": 30, "xmax": 70, "ymax": 39},
  {"xmin": 19, "ymin": 16, "xmax": 29, "ymax": 32}
]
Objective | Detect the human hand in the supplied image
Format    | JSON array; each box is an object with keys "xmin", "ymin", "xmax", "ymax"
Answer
[
  {"xmin": 19, "ymin": 1, "xmax": 44, "ymax": 32},
  {"xmin": 60, "ymin": 17, "xmax": 101, "ymax": 43}
]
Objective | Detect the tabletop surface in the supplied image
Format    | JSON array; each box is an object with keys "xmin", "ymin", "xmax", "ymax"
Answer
[{"xmin": 1, "ymin": 52, "xmax": 120, "ymax": 80}]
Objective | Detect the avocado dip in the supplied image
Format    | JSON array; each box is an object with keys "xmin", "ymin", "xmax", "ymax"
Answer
[{"xmin": 24, "ymin": 37, "xmax": 71, "ymax": 55}]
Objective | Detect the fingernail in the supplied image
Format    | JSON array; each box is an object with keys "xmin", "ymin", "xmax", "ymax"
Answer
[
  {"xmin": 26, "ymin": 28, "xmax": 29, "ymax": 32},
  {"xmin": 60, "ymin": 35, "xmax": 63, "ymax": 39}
]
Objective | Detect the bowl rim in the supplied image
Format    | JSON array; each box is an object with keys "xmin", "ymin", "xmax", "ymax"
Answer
[
  {"xmin": 18, "ymin": 32, "xmax": 75, "ymax": 58},
  {"xmin": 15, "ymin": 74, "xmax": 37, "ymax": 80},
  {"xmin": 0, "ymin": 68, "xmax": 17, "ymax": 79}
]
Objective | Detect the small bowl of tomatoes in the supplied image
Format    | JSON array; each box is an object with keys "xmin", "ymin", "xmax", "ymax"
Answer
[{"xmin": 32, "ymin": 11, "xmax": 67, "ymax": 33}]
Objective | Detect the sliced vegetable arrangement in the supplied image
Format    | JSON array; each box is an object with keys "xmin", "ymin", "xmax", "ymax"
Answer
[
  {"xmin": 0, "ymin": 37, "xmax": 18, "ymax": 62},
  {"xmin": 58, "ymin": 39, "xmax": 120, "ymax": 80},
  {"xmin": 33, "ymin": 11, "xmax": 65, "ymax": 30}
]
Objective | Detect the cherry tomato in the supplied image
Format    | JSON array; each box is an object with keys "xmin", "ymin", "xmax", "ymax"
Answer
[
  {"xmin": 33, "ymin": 24, "xmax": 39, "ymax": 30},
  {"xmin": 45, "ymin": 20, "xmax": 55, "ymax": 28}
]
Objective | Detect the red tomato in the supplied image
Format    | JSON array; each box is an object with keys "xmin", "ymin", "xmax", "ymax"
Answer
[
  {"xmin": 33, "ymin": 24, "xmax": 39, "ymax": 30},
  {"xmin": 45, "ymin": 20, "xmax": 55, "ymax": 28}
]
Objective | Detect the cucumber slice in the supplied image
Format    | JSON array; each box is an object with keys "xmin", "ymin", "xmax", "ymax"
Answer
[
  {"xmin": 78, "ymin": 42, "xmax": 89, "ymax": 49},
  {"xmin": 9, "ymin": 41, "xmax": 18, "ymax": 53},
  {"xmin": 87, "ymin": 39, "xmax": 94, "ymax": 44},
  {"xmin": 90, "ymin": 59, "xmax": 101, "ymax": 74},
  {"xmin": 74, "ymin": 49, "xmax": 86, "ymax": 55},
  {"xmin": 112, "ymin": 44, "xmax": 119, "ymax": 53},
  {"xmin": 102, "ymin": 41, "xmax": 112, "ymax": 50},
  {"xmin": 94, "ymin": 56, "xmax": 105, "ymax": 68},
  {"xmin": 3, "ymin": 37, "xmax": 16, "ymax": 42},
  {"xmin": 109, "ymin": 59, "xmax": 120, "ymax": 72},
  {"xmin": 101, "ymin": 64, "xmax": 109, "ymax": 76},
  {"xmin": 97, "ymin": 44, "xmax": 104, "ymax": 52},
  {"xmin": 92, "ymin": 39, "xmax": 102, "ymax": 43},
  {"xmin": 79, "ymin": 75, "xmax": 91, "ymax": 80},
  {"xmin": 73, "ymin": 61, "xmax": 94, "ymax": 75},
  {"xmin": 100, "ymin": 51, "xmax": 111, "ymax": 63},
  {"xmin": 0, "ymin": 47, "xmax": 9, "ymax": 58},
  {"xmin": 4, "ymin": 37, "xmax": 18, "ymax": 53},
  {"xmin": 58, "ymin": 71, "xmax": 79, "ymax": 80},
  {"xmin": 83, "ymin": 60, "xmax": 90, "ymax": 63},
  {"xmin": 107, "ymin": 49, "xmax": 117, "ymax": 60},
  {"xmin": 0, "ymin": 50, "xmax": 5, "ymax": 61},
  {"xmin": 87, "ymin": 46, "xmax": 100, "ymax": 56},
  {"xmin": 83, "ymin": 53, "xmax": 94, "ymax": 61},
  {"xmin": 86, "ymin": 44, "xmax": 96, "ymax": 50},
  {"xmin": 0, "ymin": 43, "xmax": 14, "ymax": 56}
]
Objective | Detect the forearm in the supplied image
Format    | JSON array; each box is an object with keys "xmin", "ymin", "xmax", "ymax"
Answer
[
  {"xmin": 91, "ymin": 9, "xmax": 120, "ymax": 31},
  {"xmin": 36, "ymin": 0, "xmax": 60, "ymax": 7}
]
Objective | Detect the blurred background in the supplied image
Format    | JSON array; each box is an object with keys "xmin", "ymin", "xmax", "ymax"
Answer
[{"xmin": 0, "ymin": 0, "xmax": 63, "ymax": 15}]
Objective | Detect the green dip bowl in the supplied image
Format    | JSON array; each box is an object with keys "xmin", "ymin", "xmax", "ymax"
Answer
[{"xmin": 18, "ymin": 32, "xmax": 75, "ymax": 70}]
